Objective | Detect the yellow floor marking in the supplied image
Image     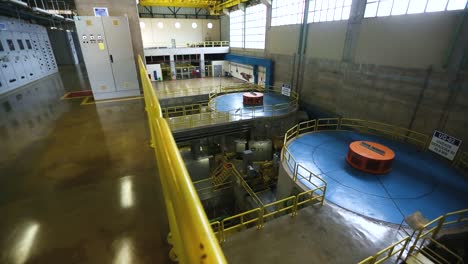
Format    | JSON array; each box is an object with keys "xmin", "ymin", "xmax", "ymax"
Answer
[{"xmin": 80, "ymin": 95, "xmax": 144, "ymax": 105}]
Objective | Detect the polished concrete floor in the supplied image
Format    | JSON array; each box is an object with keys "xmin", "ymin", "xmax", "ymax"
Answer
[
  {"xmin": 223, "ymin": 202, "xmax": 403, "ymax": 264},
  {"xmin": 0, "ymin": 65, "xmax": 170, "ymax": 263},
  {"xmin": 153, "ymin": 77, "xmax": 246, "ymax": 98},
  {"xmin": 286, "ymin": 131, "xmax": 468, "ymax": 224}
]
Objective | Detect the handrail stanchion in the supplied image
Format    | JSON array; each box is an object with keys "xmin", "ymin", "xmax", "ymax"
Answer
[{"xmin": 138, "ymin": 56, "xmax": 226, "ymax": 263}]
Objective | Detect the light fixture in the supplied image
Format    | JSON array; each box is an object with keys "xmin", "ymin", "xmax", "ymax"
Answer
[
  {"xmin": 175, "ymin": 22, "xmax": 181, "ymax": 29},
  {"xmin": 207, "ymin": 22, "xmax": 213, "ymax": 29},
  {"xmin": 191, "ymin": 22, "xmax": 197, "ymax": 29},
  {"xmin": 157, "ymin": 22, "xmax": 163, "ymax": 28},
  {"xmin": 139, "ymin": 21, "xmax": 145, "ymax": 29}
]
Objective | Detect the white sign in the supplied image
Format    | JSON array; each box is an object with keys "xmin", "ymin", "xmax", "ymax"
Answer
[
  {"xmin": 281, "ymin": 84, "xmax": 291, "ymax": 97},
  {"xmin": 428, "ymin": 130, "xmax": 462, "ymax": 161},
  {"xmin": 94, "ymin": 7, "xmax": 109, "ymax": 17}
]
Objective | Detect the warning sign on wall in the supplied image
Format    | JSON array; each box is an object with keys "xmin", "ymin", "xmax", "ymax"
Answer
[
  {"xmin": 281, "ymin": 84, "xmax": 291, "ymax": 97},
  {"xmin": 428, "ymin": 130, "xmax": 462, "ymax": 161}
]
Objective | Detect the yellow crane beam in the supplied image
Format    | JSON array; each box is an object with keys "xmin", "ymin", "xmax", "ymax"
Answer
[
  {"xmin": 139, "ymin": 0, "xmax": 218, "ymax": 9},
  {"xmin": 139, "ymin": 0, "xmax": 250, "ymax": 15}
]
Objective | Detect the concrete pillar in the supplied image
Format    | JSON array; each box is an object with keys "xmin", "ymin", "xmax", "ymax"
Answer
[
  {"xmin": 169, "ymin": 54, "xmax": 176, "ymax": 80},
  {"xmin": 253, "ymin": 65, "xmax": 258, "ymax": 84},
  {"xmin": 342, "ymin": 0, "xmax": 367, "ymax": 62},
  {"xmin": 191, "ymin": 140, "xmax": 201, "ymax": 159},
  {"xmin": 74, "ymin": 0, "xmax": 144, "ymax": 85},
  {"xmin": 200, "ymin": 53, "xmax": 206, "ymax": 77},
  {"xmin": 437, "ymin": 9, "xmax": 468, "ymax": 130},
  {"xmin": 294, "ymin": 0, "xmax": 310, "ymax": 94},
  {"xmin": 220, "ymin": 135, "xmax": 227, "ymax": 154}
]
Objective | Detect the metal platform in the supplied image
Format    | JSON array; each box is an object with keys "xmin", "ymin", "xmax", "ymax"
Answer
[
  {"xmin": 286, "ymin": 130, "xmax": 468, "ymax": 224},
  {"xmin": 211, "ymin": 92, "xmax": 292, "ymax": 118}
]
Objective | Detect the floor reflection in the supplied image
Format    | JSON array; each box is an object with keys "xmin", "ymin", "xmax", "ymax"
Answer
[
  {"xmin": 114, "ymin": 237, "xmax": 135, "ymax": 264},
  {"xmin": 10, "ymin": 221, "xmax": 40, "ymax": 264},
  {"xmin": 0, "ymin": 73, "xmax": 68, "ymax": 164}
]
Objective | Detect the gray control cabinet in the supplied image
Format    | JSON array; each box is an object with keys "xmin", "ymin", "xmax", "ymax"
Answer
[
  {"xmin": 74, "ymin": 16, "xmax": 139, "ymax": 100},
  {"xmin": 0, "ymin": 16, "xmax": 57, "ymax": 94}
]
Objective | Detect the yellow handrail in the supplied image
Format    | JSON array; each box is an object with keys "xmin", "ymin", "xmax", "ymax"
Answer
[
  {"xmin": 360, "ymin": 209, "xmax": 468, "ymax": 263},
  {"xmin": 138, "ymin": 56, "xmax": 226, "ymax": 263},
  {"xmin": 357, "ymin": 236, "xmax": 411, "ymax": 264},
  {"xmin": 221, "ymin": 208, "xmax": 263, "ymax": 241},
  {"xmin": 263, "ymin": 196, "xmax": 296, "ymax": 219},
  {"xmin": 414, "ymin": 237, "xmax": 463, "ymax": 264},
  {"xmin": 162, "ymin": 84, "xmax": 299, "ymax": 131}
]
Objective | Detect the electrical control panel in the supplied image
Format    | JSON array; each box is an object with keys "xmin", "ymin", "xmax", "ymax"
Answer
[
  {"xmin": 74, "ymin": 16, "xmax": 139, "ymax": 100},
  {"xmin": 0, "ymin": 16, "xmax": 58, "ymax": 95}
]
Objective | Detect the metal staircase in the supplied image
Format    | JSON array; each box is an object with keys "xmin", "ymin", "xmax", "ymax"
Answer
[{"xmin": 211, "ymin": 163, "xmax": 233, "ymax": 186}]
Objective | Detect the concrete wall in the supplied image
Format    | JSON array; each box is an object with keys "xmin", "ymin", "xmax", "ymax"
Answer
[
  {"xmin": 224, "ymin": 7, "xmax": 468, "ymax": 149},
  {"xmin": 140, "ymin": 18, "xmax": 220, "ymax": 48},
  {"xmin": 267, "ymin": 24, "xmax": 300, "ymax": 55},
  {"xmin": 75, "ymin": 0, "xmax": 143, "ymax": 84},
  {"xmin": 307, "ymin": 22, "xmax": 347, "ymax": 60},
  {"xmin": 220, "ymin": 15, "xmax": 230, "ymax": 41},
  {"xmin": 355, "ymin": 12, "xmax": 461, "ymax": 69}
]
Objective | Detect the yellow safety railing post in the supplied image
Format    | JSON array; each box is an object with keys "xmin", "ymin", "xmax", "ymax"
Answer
[{"xmin": 137, "ymin": 56, "xmax": 226, "ymax": 263}]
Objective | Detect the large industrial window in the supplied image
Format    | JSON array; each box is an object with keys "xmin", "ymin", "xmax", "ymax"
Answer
[
  {"xmin": 245, "ymin": 4, "xmax": 267, "ymax": 49},
  {"xmin": 272, "ymin": 0, "xmax": 306, "ymax": 26},
  {"xmin": 308, "ymin": 0, "xmax": 353, "ymax": 23},
  {"xmin": 364, "ymin": 0, "xmax": 468, "ymax": 18},
  {"xmin": 230, "ymin": 10, "xmax": 244, "ymax": 48}
]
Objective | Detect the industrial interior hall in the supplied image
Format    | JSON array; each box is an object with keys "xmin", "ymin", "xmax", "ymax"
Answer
[{"xmin": 0, "ymin": 0, "xmax": 467, "ymax": 263}]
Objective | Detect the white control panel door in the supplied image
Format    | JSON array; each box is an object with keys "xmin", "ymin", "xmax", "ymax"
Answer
[
  {"xmin": 101, "ymin": 16, "xmax": 138, "ymax": 92},
  {"xmin": 74, "ymin": 16, "xmax": 116, "ymax": 94},
  {"xmin": 22, "ymin": 33, "xmax": 41, "ymax": 80},
  {"xmin": 3, "ymin": 31, "xmax": 27, "ymax": 86}
]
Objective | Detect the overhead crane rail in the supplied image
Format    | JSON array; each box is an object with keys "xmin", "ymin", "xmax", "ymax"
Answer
[{"xmin": 139, "ymin": 0, "xmax": 250, "ymax": 15}]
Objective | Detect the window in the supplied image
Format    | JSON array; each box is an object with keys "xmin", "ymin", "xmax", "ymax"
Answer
[
  {"xmin": 0, "ymin": 41, "xmax": 4, "ymax": 52},
  {"xmin": 364, "ymin": 0, "xmax": 468, "ymax": 18},
  {"xmin": 17, "ymin": 40, "xmax": 24, "ymax": 50},
  {"xmin": 245, "ymin": 4, "xmax": 266, "ymax": 49},
  {"xmin": 7, "ymin": 39, "xmax": 15, "ymax": 51},
  {"xmin": 272, "ymin": 0, "xmax": 305, "ymax": 26},
  {"xmin": 230, "ymin": 10, "xmax": 244, "ymax": 48},
  {"xmin": 26, "ymin": 39, "xmax": 32, "ymax": 49},
  {"xmin": 308, "ymin": 0, "xmax": 352, "ymax": 23}
]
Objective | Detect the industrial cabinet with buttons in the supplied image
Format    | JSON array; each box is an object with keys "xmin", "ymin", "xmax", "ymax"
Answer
[
  {"xmin": 74, "ymin": 16, "xmax": 139, "ymax": 100},
  {"xmin": 0, "ymin": 16, "xmax": 58, "ymax": 95}
]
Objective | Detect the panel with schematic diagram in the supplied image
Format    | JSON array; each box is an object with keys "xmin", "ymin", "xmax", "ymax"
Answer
[
  {"xmin": 0, "ymin": 16, "xmax": 58, "ymax": 95},
  {"xmin": 74, "ymin": 16, "xmax": 140, "ymax": 100}
]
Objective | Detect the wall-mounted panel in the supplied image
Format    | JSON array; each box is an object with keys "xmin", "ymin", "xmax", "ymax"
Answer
[{"xmin": 0, "ymin": 15, "xmax": 58, "ymax": 95}]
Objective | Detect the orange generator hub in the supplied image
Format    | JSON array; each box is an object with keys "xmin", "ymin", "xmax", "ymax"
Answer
[
  {"xmin": 243, "ymin": 92, "xmax": 264, "ymax": 106},
  {"xmin": 346, "ymin": 141, "xmax": 395, "ymax": 174}
]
